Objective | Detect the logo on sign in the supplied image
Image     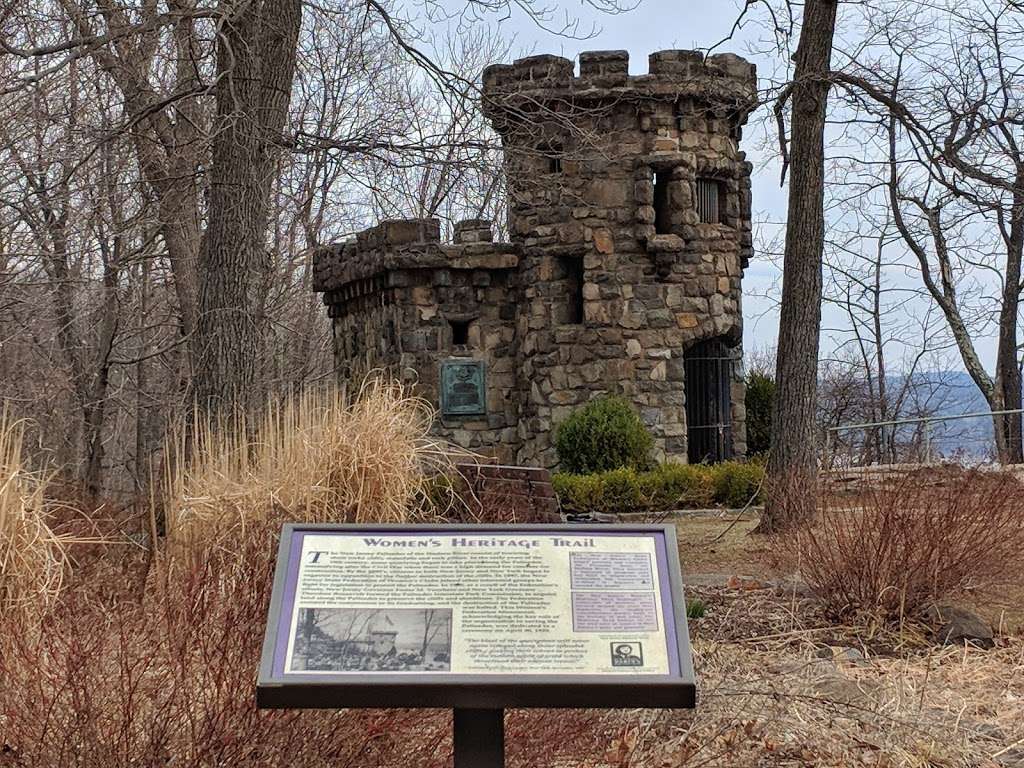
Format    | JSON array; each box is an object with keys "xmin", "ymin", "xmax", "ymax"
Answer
[{"xmin": 610, "ymin": 642, "xmax": 644, "ymax": 667}]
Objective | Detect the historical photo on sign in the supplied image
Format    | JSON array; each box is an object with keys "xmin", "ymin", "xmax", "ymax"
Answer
[{"xmin": 290, "ymin": 607, "xmax": 453, "ymax": 672}]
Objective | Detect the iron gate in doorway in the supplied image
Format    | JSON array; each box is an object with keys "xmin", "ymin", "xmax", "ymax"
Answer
[{"xmin": 684, "ymin": 337, "xmax": 734, "ymax": 464}]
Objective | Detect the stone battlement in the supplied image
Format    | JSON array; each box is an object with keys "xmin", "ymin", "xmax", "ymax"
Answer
[
  {"xmin": 482, "ymin": 50, "xmax": 756, "ymax": 112},
  {"xmin": 312, "ymin": 217, "xmax": 518, "ymax": 295}
]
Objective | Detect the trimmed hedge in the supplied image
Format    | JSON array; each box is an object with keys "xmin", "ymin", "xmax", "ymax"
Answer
[
  {"xmin": 554, "ymin": 396, "xmax": 654, "ymax": 474},
  {"xmin": 709, "ymin": 461, "xmax": 765, "ymax": 508},
  {"xmin": 553, "ymin": 461, "xmax": 764, "ymax": 516}
]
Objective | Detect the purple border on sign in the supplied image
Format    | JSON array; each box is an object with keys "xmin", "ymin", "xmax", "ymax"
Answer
[
  {"xmin": 272, "ymin": 530, "xmax": 681, "ymax": 677},
  {"xmin": 272, "ymin": 532, "xmax": 305, "ymax": 677},
  {"xmin": 653, "ymin": 532, "xmax": 680, "ymax": 675}
]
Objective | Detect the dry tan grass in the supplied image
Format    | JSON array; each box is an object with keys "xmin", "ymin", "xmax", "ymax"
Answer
[
  {"xmin": 608, "ymin": 586, "xmax": 1024, "ymax": 767},
  {"xmin": 162, "ymin": 379, "xmax": 454, "ymax": 562},
  {"xmin": 5, "ymin": 562, "xmax": 1020, "ymax": 767},
  {"xmin": 0, "ymin": 408, "xmax": 68, "ymax": 615},
  {"xmin": 5, "ymin": 390, "xmax": 1024, "ymax": 766}
]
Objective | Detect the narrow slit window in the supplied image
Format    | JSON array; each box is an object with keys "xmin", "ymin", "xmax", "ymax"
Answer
[
  {"xmin": 450, "ymin": 319, "xmax": 470, "ymax": 346},
  {"xmin": 653, "ymin": 171, "xmax": 670, "ymax": 234},
  {"xmin": 561, "ymin": 256, "xmax": 584, "ymax": 325},
  {"xmin": 543, "ymin": 143, "xmax": 563, "ymax": 174},
  {"xmin": 696, "ymin": 178, "xmax": 725, "ymax": 224}
]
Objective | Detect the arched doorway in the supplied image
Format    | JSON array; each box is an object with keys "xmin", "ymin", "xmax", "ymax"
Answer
[{"xmin": 684, "ymin": 337, "xmax": 734, "ymax": 464}]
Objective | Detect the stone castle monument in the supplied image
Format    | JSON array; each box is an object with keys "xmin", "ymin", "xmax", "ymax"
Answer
[{"xmin": 313, "ymin": 49, "xmax": 757, "ymax": 467}]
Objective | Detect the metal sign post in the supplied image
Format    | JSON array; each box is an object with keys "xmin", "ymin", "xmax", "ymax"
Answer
[
  {"xmin": 453, "ymin": 709, "xmax": 504, "ymax": 768},
  {"xmin": 256, "ymin": 524, "xmax": 696, "ymax": 763}
]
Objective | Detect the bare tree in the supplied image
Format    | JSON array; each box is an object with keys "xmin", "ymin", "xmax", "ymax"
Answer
[
  {"xmin": 829, "ymin": 0, "xmax": 1024, "ymax": 463},
  {"xmin": 0, "ymin": 0, "xmax": 536, "ymax": 494},
  {"xmin": 52, "ymin": 0, "xmax": 210, "ymax": 346},
  {"xmin": 758, "ymin": 0, "xmax": 840, "ymax": 530},
  {"xmin": 193, "ymin": 0, "xmax": 302, "ymax": 413},
  {"xmin": 820, "ymin": 200, "xmax": 955, "ymax": 465},
  {"xmin": 0, "ymin": 42, "xmax": 171, "ymax": 495}
]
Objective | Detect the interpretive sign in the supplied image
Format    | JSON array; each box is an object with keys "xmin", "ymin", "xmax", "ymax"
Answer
[
  {"xmin": 440, "ymin": 359, "xmax": 486, "ymax": 416},
  {"xmin": 257, "ymin": 523, "xmax": 695, "ymax": 709}
]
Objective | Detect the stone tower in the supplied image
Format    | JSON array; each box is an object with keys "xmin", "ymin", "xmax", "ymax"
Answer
[
  {"xmin": 481, "ymin": 50, "xmax": 756, "ymax": 465},
  {"xmin": 312, "ymin": 49, "xmax": 757, "ymax": 467}
]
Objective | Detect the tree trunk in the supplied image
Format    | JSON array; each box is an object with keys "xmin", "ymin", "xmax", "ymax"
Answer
[
  {"xmin": 83, "ymin": 254, "xmax": 119, "ymax": 498},
  {"xmin": 154, "ymin": 176, "xmax": 201, "ymax": 342},
  {"xmin": 759, "ymin": 0, "xmax": 839, "ymax": 532},
  {"xmin": 193, "ymin": 0, "xmax": 301, "ymax": 415},
  {"xmin": 994, "ymin": 193, "xmax": 1023, "ymax": 464},
  {"xmin": 135, "ymin": 253, "xmax": 152, "ymax": 498}
]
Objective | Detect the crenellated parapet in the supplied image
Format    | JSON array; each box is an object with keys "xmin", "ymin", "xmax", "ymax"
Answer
[
  {"xmin": 481, "ymin": 50, "xmax": 757, "ymax": 122},
  {"xmin": 312, "ymin": 218, "xmax": 519, "ymax": 298}
]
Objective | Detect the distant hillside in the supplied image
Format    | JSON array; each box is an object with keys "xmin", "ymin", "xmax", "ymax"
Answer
[
  {"xmin": 846, "ymin": 371, "xmax": 1001, "ymax": 460},
  {"xmin": 914, "ymin": 372, "xmax": 994, "ymax": 459}
]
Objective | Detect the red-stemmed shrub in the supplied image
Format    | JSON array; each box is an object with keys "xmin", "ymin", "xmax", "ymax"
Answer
[
  {"xmin": 769, "ymin": 467, "xmax": 1024, "ymax": 618},
  {"xmin": 0, "ymin": 522, "xmax": 612, "ymax": 767},
  {"xmin": 0, "ymin": 384, "xmax": 613, "ymax": 767}
]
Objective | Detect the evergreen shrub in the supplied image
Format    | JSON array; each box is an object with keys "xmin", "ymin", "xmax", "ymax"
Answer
[
  {"xmin": 554, "ymin": 396, "xmax": 654, "ymax": 474},
  {"xmin": 710, "ymin": 460, "xmax": 766, "ymax": 508},
  {"xmin": 745, "ymin": 370, "xmax": 775, "ymax": 456}
]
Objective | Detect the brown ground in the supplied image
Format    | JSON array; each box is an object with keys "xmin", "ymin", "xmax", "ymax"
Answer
[
  {"xmin": 586, "ymin": 512, "xmax": 1024, "ymax": 766},
  {"xmin": 671, "ymin": 511, "xmax": 768, "ymax": 577},
  {"xmin": 626, "ymin": 585, "xmax": 1024, "ymax": 767}
]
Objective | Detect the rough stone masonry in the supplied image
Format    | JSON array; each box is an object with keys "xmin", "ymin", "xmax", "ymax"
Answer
[{"xmin": 312, "ymin": 49, "xmax": 757, "ymax": 467}]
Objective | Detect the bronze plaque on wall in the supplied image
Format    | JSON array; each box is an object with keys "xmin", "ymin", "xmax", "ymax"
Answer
[{"xmin": 440, "ymin": 359, "xmax": 486, "ymax": 417}]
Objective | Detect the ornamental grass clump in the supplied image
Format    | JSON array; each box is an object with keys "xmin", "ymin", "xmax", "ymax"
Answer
[
  {"xmin": 1, "ymin": 382, "xmax": 479, "ymax": 767},
  {"xmin": 555, "ymin": 396, "xmax": 654, "ymax": 474},
  {"xmin": 0, "ymin": 408, "xmax": 67, "ymax": 616},
  {"xmin": 0, "ymin": 377, "xmax": 613, "ymax": 767},
  {"xmin": 164, "ymin": 379, "xmax": 452, "ymax": 566}
]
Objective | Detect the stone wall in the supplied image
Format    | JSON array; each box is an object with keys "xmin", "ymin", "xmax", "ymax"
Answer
[
  {"xmin": 314, "ymin": 219, "xmax": 524, "ymax": 463},
  {"xmin": 452, "ymin": 463, "xmax": 560, "ymax": 522}
]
